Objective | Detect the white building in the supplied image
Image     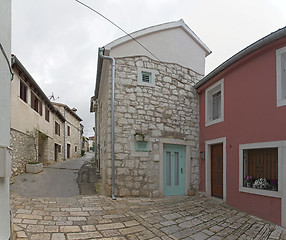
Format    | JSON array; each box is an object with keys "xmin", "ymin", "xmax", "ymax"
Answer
[{"xmin": 0, "ymin": 0, "xmax": 11, "ymax": 238}]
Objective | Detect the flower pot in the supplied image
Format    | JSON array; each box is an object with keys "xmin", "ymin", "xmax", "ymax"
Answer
[
  {"xmin": 26, "ymin": 162, "xmax": 43, "ymax": 174},
  {"xmin": 246, "ymin": 183, "xmax": 252, "ymax": 188},
  {"xmin": 188, "ymin": 189, "xmax": 195, "ymax": 196}
]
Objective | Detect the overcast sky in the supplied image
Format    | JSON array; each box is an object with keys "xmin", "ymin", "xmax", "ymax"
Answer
[{"xmin": 12, "ymin": 0, "xmax": 286, "ymax": 137}]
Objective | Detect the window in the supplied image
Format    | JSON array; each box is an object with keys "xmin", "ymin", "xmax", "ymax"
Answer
[
  {"xmin": 276, "ymin": 46, "xmax": 286, "ymax": 107},
  {"xmin": 45, "ymin": 107, "xmax": 50, "ymax": 122},
  {"xmin": 141, "ymin": 72, "xmax": 151, "ymax": 83},
  {"xmin": 243, "ymin": 148, "xmax": 278, "ymax": 191},
  {"xmin": 20, "ymin": 81, "xmax": 27, "ymax": 103},
  {"xmin": 67, "ymin": 126, "xmax": 70, "ymax": 136},
  {"xmin": 239, "ymin": 141, "xmax": 284, "ymax": 198},
  {"xmin": 39, "ymin": 101, "xmax": 43, "ymax": 116},
  {"xmin": 137, "ymin": 67, "xmax": 155, "ymax": 87},
  {"xmin": 31, "ymin": 91, "xmax": 42, "ymax": 115},
  {"xmin": 55, "ymin": 121, "xmax": 60, "ymax": 136},
  {"xmin": 205, "ymin": 79, "xmax": 224, "ymax": 126},
  {"xmin": 75, "ymin": 146, "xmax": 77, "ymax": 152}
]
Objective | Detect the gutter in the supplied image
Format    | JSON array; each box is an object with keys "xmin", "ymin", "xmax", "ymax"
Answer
[{"xmin": 98, "ymin": 47, "xmax": 116, "ymax": 200}]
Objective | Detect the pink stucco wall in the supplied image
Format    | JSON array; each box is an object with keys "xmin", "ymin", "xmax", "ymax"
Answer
[{"xmin": 198, "ymin": 37, "xmax": 286, "ymax": 225}]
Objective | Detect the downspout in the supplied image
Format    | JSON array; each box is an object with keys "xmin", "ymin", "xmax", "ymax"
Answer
[
  {"xmin": 99, "ymin": 48, "xmax": 116, "ymax": 200},
  {"xmin": 63, "ymin": 108, "xmax": 66, "ymax": 161}
]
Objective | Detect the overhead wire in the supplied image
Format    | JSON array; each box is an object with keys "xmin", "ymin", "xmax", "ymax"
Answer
[{"xmin": 74, "ymin": 0, "xmax": 174, "ymax": 73}]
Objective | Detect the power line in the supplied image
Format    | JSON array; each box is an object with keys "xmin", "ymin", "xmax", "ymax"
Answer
[{"xmin": 74, "ymin": 0, "xmax": 173, "ymax": 71}]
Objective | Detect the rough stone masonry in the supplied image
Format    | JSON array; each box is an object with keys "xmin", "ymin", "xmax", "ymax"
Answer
[{"xmin": 102, "ymin": 55, "xmax": 202, "ymax": 197}]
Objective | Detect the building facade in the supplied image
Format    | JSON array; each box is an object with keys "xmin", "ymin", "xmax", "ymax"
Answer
[
  {"xmin": 0, "ymin": 0, "xmax": 12, "ymax": 237},
  {"xmin": 11, "ymin": 55, "xmax": 82, "ymax": 177},
  {"xmin": 52, "ymin": 103, "xmax": 82, "ymax": 160},
  {"xmin": 91, "ymin": 20, "xmax": 211, "ymax": 197},
  {"xmin": 195, "ymin": 27, "xmax": 286, "ymax": 227}
]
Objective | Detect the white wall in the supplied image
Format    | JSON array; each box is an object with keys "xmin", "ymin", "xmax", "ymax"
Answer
[
  {"xmin": 109, "ymin": 27, "xmax": 207, "ymax": 75},
  {"xmin": 0, "ymin": 0, "xmax": 11, "ymax": 238}
]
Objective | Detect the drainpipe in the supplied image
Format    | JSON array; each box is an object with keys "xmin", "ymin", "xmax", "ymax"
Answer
[
  {"xmin": 63, "ymin": 108, "xmax": 66, "ymax": 161},
  {"xmin": 99, "ymin": 48, "xmax": 116, "ymax": 200}
]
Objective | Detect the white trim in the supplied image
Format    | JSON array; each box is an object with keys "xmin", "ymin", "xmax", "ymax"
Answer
[
  {"xmin": 137, "ymin": 67, "xmax": 156, "ymax": 87},
  {"xmin": 238, "ymin": 140, "xmax": 286, "ymax": 227},
  {"xmin": 105, "ymin": 19, "xmax": 211, "ymax": 55},
  {"xmin": 205, "ymin": 79, "xmax": 224, "ymax": 126},
  {"xmin": 276, "ymin": 46, "xmax": 286, "ymax": 107},
  {"xmin": 205, "ymin": 137, "xmax": 227, "ymax": 202}
]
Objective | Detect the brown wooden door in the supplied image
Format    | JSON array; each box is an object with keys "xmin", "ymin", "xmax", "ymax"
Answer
[{"xmin": 211, "ymin": 143, "xmax": 223, "ymax": 198}]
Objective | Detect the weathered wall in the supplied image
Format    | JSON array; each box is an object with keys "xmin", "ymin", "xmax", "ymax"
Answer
[{"xmin": 101, "ymin": 56, "xmax": 201, "ymax": 197}]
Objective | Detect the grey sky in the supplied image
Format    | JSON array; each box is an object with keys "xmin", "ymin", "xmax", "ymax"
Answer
[{"xmin": 12, "ymin": 0, "xmax": 286, "ymax": 137}]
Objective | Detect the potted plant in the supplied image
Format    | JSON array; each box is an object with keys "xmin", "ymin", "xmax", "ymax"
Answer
[
  {"xmin": 188, "ymin": 183, "xmax": 195, "ymax": 196},
  {"xmin": 26, "ymin": 161, "xmax": 43, "ymax": 174},
  {"xmin": 245, "ymin": 175, "xmax": 253, "ymax": 188},
  {"xmin": 253, "ymin": 178, "xmax": 270, "ymax": 189},
  {"xmin": 134, "ymin": 132, "xmax": 145, "ymax": 142}
]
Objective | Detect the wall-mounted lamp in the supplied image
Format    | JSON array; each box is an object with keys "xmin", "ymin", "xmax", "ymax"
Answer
[{"xmin": 200, "ymin": 151, "xmax": 205, "ymax": 160}]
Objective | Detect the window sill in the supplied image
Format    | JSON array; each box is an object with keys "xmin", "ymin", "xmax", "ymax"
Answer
[
  {"xmin": 277, "ymin": 98, "xmax": 286, "ymax": 107},
  {"xmin": 205, "ymin": 117, "xmax": 224, "ymax": 127},
  {"xmin": 239, "ymin": 186, "xmax": 281, "ymax": 198}
]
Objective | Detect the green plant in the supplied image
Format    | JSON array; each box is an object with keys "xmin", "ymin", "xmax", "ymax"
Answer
[
  {"xmin": 81, "ymin": 149, "xmax": 85, "ymax": 156},
  {"xmin": 134, "ymin": 132, "xmax": 145, "ymax": 141},
  {"xmin": 190, "ymin": 183, "xmax": 195, "ymax": 190}
]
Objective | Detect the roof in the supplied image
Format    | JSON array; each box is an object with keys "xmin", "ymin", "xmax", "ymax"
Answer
[
  {"xmin": 11, "ymin": 55, "xmax": 65, "ymax": 122},
  {"xmin": 105, "ymin": 19, "xmax": 211, "ymax": 56},
  {"xmin": 195, "ymin": 26, "xmax": 286, "ymax": 89},
  {"xmin": 52, "ymin": 102, "xmax": 83, "ymax": 122}
]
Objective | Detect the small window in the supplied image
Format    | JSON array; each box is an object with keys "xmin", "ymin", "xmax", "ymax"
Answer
[
  {"xmin": 20, "ymin": 81, "xmax": 27, "ymax": 103},
  {"xmin": 276, "ymin": 46, "xmax": 286, "ymax": 107},
  {"xmin": 243, "ymin": 148, "xmax": 278, "ymax": 191},
  {"xmin": 31, "ymin": 91, "xmax": 41, "ymax": 114},
  {"xmin": 55, "ymin": 121, "xmax": 60, "ymax": 136},
  {"xmin": 205, "ymin": 79, "xmax": 224, "ymax": 126},
  {"xmin": 45, "ymin": 107, "xmax": 50, "ymax": 122},
  {"xmin": 75, "ymin": 146, "xmax": 77, "ymax": 152},
  {"xmin": 141, "ymin": 72, "xmax": 151, "ymax": 83},
  {"xmin": 137, "ymin": 67, "xmax": 155, "ymax": 87},
  {"xmin": 67, "ymin": 126, "xmax": 70, "ymax": 136},
  {"xmin": 39, "ymin": 101, "xmax": 43, "ymax": 116}
]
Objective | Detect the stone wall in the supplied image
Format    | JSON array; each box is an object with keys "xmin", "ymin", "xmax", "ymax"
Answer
[
  {"xmin": 101, "ymin": 56, "xmax": 201, "ymax": 197},
  {"xmin": 10, "ymin": 129, "xmax": 37, "ymax": 177}
]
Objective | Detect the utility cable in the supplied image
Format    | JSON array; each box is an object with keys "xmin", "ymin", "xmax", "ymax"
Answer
[
  {"xmin": 75, "ymin": 0, "xmax": 173, "ymax": 71},
  {"xmin": 0, "ymin": 43, "xmax": 13, "ymax": 81}
]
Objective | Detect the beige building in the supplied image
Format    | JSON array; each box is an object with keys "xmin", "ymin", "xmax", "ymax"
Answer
[
  {"xmin": 11, "ymin": 55, "xmax": 82, "ymax": 176},
  {"xmin": 52, "ymin": 103, "xmax": 82, "ymax": 160},
  {"xmin": 91, "ymin": 20, "xmax": 211, "ymax": 197}
]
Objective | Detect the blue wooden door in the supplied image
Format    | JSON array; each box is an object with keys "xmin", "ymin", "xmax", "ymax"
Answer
[{"xmin": 163, "ymin": 144, "xmax": 185, "ymax": 196}]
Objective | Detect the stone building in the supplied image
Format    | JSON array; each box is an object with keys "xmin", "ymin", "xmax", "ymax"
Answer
[
  {"xmin": 91, "ymin": 20, "xmax": 211, "ymax": 197},
  {"xmin": 52, "ymin": 103, "xmax": 82, "ymax": 160},
  {"xmin": 10, "ymin": 55, "xmax": 82, "ymax": 176}
]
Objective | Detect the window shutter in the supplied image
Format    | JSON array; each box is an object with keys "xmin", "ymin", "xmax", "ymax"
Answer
[{"xmin": 141, "ymin": 72, "xmax": 151, "ymax": 83}]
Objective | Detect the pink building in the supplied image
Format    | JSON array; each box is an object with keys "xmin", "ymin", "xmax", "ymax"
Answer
[{"xmin": 195, "ymin": 27, "xmax": 286, "ymax": 227}]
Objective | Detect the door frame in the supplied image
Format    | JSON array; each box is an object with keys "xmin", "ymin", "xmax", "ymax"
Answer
[
  {"xmin": 159, "ymin": 138, "xmax": 194, "ymax": 197},
  {"xmin": 205, "ymin": 137, "xmax": 227, "ymax": 202}
]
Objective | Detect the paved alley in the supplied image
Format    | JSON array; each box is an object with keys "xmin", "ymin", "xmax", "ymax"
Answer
[{"xmin": 11, "ymin": 193, "xmax": 286, "ymax": 240}]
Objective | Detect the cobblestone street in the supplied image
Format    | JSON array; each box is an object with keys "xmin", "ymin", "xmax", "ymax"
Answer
[{"xmin": 11, "ymin": 193, "xmax": 286, "ymax": 240}]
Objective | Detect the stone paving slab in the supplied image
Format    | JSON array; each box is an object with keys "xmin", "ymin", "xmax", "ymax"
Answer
[{"xmin": 10, "ymin": 193, "xmax": 286, "ymax": 240}]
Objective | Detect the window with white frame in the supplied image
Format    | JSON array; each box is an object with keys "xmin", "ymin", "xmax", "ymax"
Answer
[
  {"xmin": 276, "ymin": 46, "xmax": 286, "ymax": 107},
  {"xmin": 205, "ymin": 79, "xmax": 224, "ymax": 126},
  {"xmin": 137, "ymin": 67, "xmax": 155, "ymax": 87},
  {"xmin": 239, "ymin": 141, "xmax": 284, "ymax": 198}
]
